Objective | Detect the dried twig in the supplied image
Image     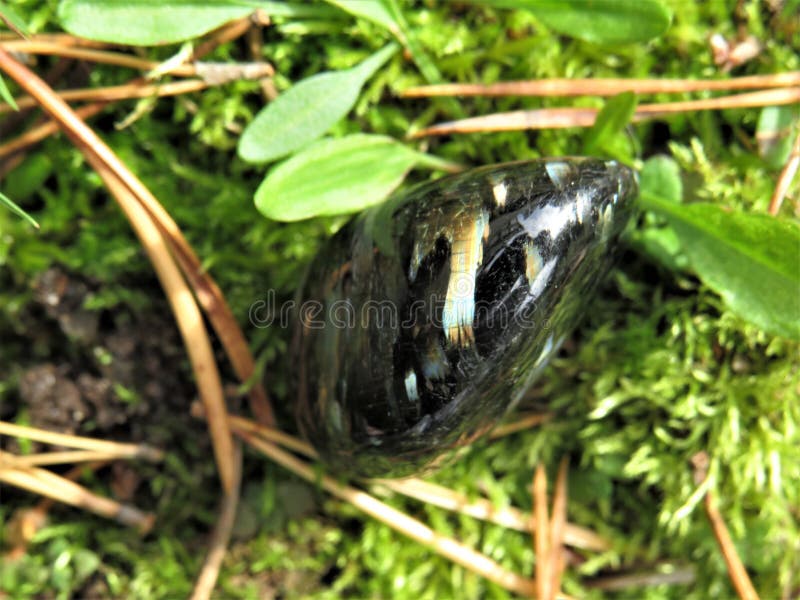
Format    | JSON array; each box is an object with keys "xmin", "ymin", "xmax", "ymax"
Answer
[
  {"xmin": 402, "ymin": 72, "xmax": 800, "ymax": 98},
  {"xmin": 0, "ymin": 456, "xmax": 154, "ymax": 533},
  {"xmin": 768, "ymin": 128, "xmax": 800, "ymax": 215},
  {"xmin": 411, "ymin": 87, "xmax": 800, "ymax": 137}
]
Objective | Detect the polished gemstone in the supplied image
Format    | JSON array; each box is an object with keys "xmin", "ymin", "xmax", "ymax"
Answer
[{"xmin": 292, "ymin": 158, "xmax": 638, "ymax": 478}]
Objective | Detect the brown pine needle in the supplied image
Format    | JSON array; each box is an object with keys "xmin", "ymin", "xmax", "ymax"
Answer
[
  {"xmin": 1, "ymin": 449, "xmax": 160, "ymax": 467},
  {"xmin": 534, "ymin": 464, "xmax": 551, "ymax": 600},
  {"xmin": 0, "ymin": 32, "xmax": 109, "ymax": 47},
  {"xmin": 101, "ymin": 168, "xmax": 236, "ymax": 494},
  {"xmin": 0, "ymin": 14, "xmax": 263, "ymax": 161},
  {"xmin": 0, "ymin": 102, "xmax": 107, "ymax": 159},
  {"xmin": 2, "ymin": 62, "xmax": 273, "ymax": 115},
  {"xmin": 0, "ymin": 41, "xmax": 196, "ymax": 76},
  {"xmin": 490, "ymin": 412, "xmax": 552, "ymax": 439},
  {"xmin": 0, "ymin": 421, "xmax": 163, "ymax": 460},
  {"xmin": 705, "ymin": 490, "xmax": 760, "ymax": 600},
  {"xmin": 587, "ymin": 565, "xmax": 696, "ymax": 590},
  {"xmin": 0, "ymin": 49, "xmax": 240, "ymax": 493},
  {"xmin": 190, "ymin": 443, "xmax": 242, "ymax": 600},
  {"xmin": 191, "ymin": 403, "xmax": 315, "ymax": 458},
  {"xmin": 0, "ymin": 46, "xmax": 275, "ymax": 430},
  {"xmin": 237, "ymin": 430, "xmax": 538, "ymax": 597},
  {"xmin": 402, "ymin": 72, "xmax": 800, "ymax": 98},
  {"xmin": 769, "ymin": 128, "xmax": 800, "ymax": 216},
  {"xmin": 0, "ymin": 460, "xmax": 154, "ymax": 533},
  {"xmin": 370, "ymin": 476, "xmax": 609, "ymax": 552},
  {"xmin": 411, "ymin": 88, "xmax": 800, "ymax": 137},
  {"xmin": 548, "ymin": 458, "xmax": 569, "ymax": 600},
  {"xmin": 0, "ymin": 79, "xmax": 211, "ymax": 114},
  {"xmin": 692, "ymin": 452, "xmax": 760, "ymax": 600}
]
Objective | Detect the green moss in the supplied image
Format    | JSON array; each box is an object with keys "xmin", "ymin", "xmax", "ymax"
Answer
[{"xmin": 1, "ymin": 0, "xmax": 798, "ymax": 598}]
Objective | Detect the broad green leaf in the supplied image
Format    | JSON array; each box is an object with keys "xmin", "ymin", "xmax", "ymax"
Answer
[
  {"xmin": 323, "ymin": 0, "xmax": 398, "ymax": 32},
  {"xmin": 472, "ymin": 0, "xmax": 671, "ymax": 44},
  {"xmin": 238, "ymin": 43, "xmax": 398, "ymax": 164},
  {"xmin": 633, "ymin": 156, "xmax": 687, "ymax": 270},
  {"xmin": 756, "ymin": 105, "xmax": 798, "ymax": 170},
  {"xmin": 0, "ymin": 190, "xmax": 39, "ymax": 228},
  {"xmin": 0, "ymin": 73, "xmax": 17, "ymax": 110},
  {"xmin": 583, "ymin": 92, "xmax": 637, "ymax": 158},
  {"xmin": 640, "ymin": 155, "xmax": 682, "ymax": 204},
  {"xmin": 255, "ymin": 134, "xmax": 420, "ymax": 221},
  {"xmin": 640, "ymin": 193, "xmax": 800, "ymax": 340},
  {"xmin": 57, "ymin": 0, "xmax": 253, "ymax": 45}
]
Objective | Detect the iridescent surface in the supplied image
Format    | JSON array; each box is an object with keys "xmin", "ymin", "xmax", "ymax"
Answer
[{"xmin": 292, "ymin": 158, "xmax": 637, "ymax": 478}]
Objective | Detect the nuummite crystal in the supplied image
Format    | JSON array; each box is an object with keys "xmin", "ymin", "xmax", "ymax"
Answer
[{"xmin": 292, "ymin": 158, "xmax": 638, "ymax": 478}]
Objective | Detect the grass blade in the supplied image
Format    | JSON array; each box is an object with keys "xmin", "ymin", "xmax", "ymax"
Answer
[{"xmin": 0, "ymin": 190, "xmax": 39, "ymax": 228}]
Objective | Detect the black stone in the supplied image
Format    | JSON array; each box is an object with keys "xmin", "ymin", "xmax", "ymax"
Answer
[{"xmin": 292, "ymin": 158, "xmax": 637, "ymax": 478}]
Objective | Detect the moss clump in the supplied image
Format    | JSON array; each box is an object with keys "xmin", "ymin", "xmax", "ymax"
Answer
[{"xmin": 0, "ymin": 1, "xmax": 797, "ymax": 598}]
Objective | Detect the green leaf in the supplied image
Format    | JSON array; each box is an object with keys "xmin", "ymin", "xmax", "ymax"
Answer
[
  {"xmin": 583, "ymin": 91, "xmax": 637, "ymax": 157},
  {"xmin": 322, "ymin": 0, "xmax": 398, "ymax": 32},
  {"xmin": 640, "ymin": 155, "xmax": 682, "ymax": 204},
  {"xmin": 0, "ymin": 73, "xmax": 17, "ymax": 110},
  {"xmin": 472, "ymin": 0, "xmax": 671, "ymax": 44},
  {"xmin": 238, "ymin": 43, "xmax": 398, "ymax": 164},
  {"xmin": 640, "ymin": 193, "xmax": 800, "ymax": 340},
  {"xmin": 57, "ymin": 0, "xmax": 253, "ymax": 45},
  {"xmin": 0, "ymin": 190, "xmax": 39, "ymax": 229},
  {"xmin": 254, "ymin": 134, "xmax": 421, "ymax": 221},
  {"xmin": 756, "ymin": 105, "xmax": 799, "ymax": 170}
]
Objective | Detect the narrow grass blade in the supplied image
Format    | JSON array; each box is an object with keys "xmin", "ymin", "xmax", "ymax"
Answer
[{"xmin": 0, "ymin": 190, "xmax": 39, "ymax": 228}]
